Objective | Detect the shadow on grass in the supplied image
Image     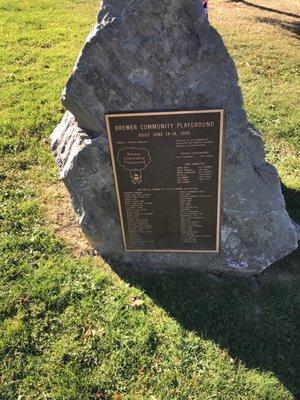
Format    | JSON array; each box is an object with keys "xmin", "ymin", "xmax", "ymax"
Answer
[
  {"xmin": 257, "ymin": 17, "xmax": 300, "ymax": 39},
  {"xmin": 282, "ymin": 182, "xmax": 300, "ymax": 224},
  {"xmin": 111, "ymin": 256, "xmax": 299, "ymax": 398},
  {"xmin": 228, "ymin": 0, "xmax": 300, "ymax": 20}
]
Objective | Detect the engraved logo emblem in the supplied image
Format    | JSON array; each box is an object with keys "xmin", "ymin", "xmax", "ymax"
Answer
[{"xmin": 117, "ymin": 147, "xmax": 152, "ymax": 184}]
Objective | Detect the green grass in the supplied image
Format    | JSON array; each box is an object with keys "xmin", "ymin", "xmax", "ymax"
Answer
[{"xmin": 0, "ymin": 0, "xmax": 299, "ymax": 399}]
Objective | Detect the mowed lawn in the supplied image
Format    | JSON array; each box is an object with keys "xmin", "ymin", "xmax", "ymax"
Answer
[{"xmin": 0, "ymin": 0, "xmax": 299, "ymax": 399}]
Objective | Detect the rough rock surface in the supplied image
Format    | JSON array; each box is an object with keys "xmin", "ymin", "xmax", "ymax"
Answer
[{"xmin": 51, "ymin": 0, "xmax": 299, "ymax": 274}]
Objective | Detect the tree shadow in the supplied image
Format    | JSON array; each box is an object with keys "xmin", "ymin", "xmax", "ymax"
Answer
[
  {"xmin": 228, "ymin": 0, "xmax": 300, "ymax": 20},
  {"xmin": 257, "ymin": 16, "xmax": 300, "ymax": 39}
]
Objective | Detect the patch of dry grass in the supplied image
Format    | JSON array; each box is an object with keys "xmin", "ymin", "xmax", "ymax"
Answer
[{"xmin": 41, "ymin": 183, "xmax": 93, "ymax": 257}]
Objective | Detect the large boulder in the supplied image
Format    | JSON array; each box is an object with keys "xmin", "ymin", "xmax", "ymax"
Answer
[{"xmin": 51, "ymin": 0, "xmax": 299, "ymax": 274}]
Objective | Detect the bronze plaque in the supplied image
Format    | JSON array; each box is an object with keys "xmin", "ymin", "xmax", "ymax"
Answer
[{"xmin": 105, "ymin": 110, "xmax": 224, "ymax": 252}]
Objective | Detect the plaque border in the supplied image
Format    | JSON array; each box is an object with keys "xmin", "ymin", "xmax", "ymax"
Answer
[{"xmin": 105, "ymin": 109, "xmax": 224, "ymax": 253}]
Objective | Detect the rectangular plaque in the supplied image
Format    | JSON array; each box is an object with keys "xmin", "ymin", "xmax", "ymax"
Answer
[{"xmin": 105, "ymin": 109, "xmax": 224, "ymax": 252}]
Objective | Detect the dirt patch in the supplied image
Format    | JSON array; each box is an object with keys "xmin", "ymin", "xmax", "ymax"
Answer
[
  {"xmin": 211, "ymin": 0, "xmax": 300, "ymax": 41},
  {"xmin": 42, "ymin": 181, "xmax": 94, "ymax": 257}
]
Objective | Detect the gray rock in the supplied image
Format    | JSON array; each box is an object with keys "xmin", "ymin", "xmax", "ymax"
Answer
[{"xmin": 51, "ymin": 0, "xmax": 299, "ymax": 274}]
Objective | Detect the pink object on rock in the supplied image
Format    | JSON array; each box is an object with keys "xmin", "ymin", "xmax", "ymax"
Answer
[{"xmin": 201, "ymin": 0, "xmax": 208, "ymax": 16}]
